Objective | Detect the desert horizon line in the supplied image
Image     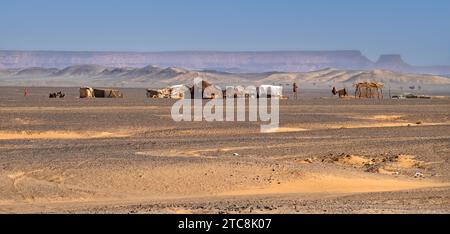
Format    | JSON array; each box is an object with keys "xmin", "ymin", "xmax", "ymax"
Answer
[{"xmin": 0, "ymin": 49, "xmax": 435, "ymax": 65}]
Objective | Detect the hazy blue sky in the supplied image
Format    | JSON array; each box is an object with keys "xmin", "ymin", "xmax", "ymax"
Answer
[{"xmin": 0, "ymin": 0, "xmax": 449, "ymax": 65}]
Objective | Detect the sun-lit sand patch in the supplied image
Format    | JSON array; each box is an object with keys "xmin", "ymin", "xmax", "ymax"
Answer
[
  {"xmin": 366, "ymin": 115, "xmax": 404, "ymax": 120},
  {"xmin": 335, "ymin": 155, "xmax": 373, "ymax": 168},
  {"xmin": 432, "ymin": 96, "xmax": 450, "ymax": 99},
  {"xmin": 390, "ymin": 155, "xmax": 423, "ymax": 169},
  {"xmin": 0, "ymin": 131, "xmax": 130, "ymax": 140},
  {"xmin": 376, "ymin": 168, "xmax": 399, "ymax": 176},
  {"xmin": 220, "ymin": 174, "xmax": 449, "ymax": 197},
  {"xmin": 7, "ymin": 171, "xmax": 26, "ymax": 180},
  {"xmin": 262, "ymin": 127, "xmax": 308, "ymax": 133},
  {"xmin": 137, "ymin": 146, "xmax": 257, "ymax": 158},
  {"xmin": 326, "ymin": 153, "xmax": 440, "ymax": 178},
  {"xmin": 254, "ymin": 121, "xmax": 450, "ymax": 133},
  {"xmin": 12, "ymin": 118, "xmax": 43, "ymax": 125},
  {"xmin": 331, "ymin": 122, "xmax": 450, "ymax": 129},
  {"xmin": 136, "ymin": 150, "xmax": 209, "ymax": 158},
  {"xmin": 166, "ymin": 208, "xmax": 194, "ymax": 214},
  {"xmin": 175, "ymin": 128, "xmax": 258, "ymax": 136},
  {"xmin": 376, "ymin": 155, "xmax": 425, "ymax": 175},
  {"xmin": 0, "ymin": 106, "xmax": 159, "ymax": 112}
]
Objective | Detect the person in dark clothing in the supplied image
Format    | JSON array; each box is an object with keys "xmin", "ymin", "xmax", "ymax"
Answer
[{"xmin": 293, "ymin": 82, "xmax": 299, "ymax": 99}]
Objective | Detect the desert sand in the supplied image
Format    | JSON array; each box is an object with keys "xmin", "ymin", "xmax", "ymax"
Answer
[{"xmin": 0, "ymin": 87, "xmax": 449, "ymax": 213}]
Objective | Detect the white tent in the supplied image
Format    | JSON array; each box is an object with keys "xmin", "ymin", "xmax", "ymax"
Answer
[
  {"xmin": 170, "ymin": 85, "xmax": 190, "ymax": 99},
  {"xmin": 225, "ymin": 86, "xmax": 245, "ymax": 98},
  {"xmin": 203, "ymin": 85, "xmax": 223, "ymax": 99},
  {"xmin": 259, "ymin": 85, "xmax": 283, "ymax": 98}
]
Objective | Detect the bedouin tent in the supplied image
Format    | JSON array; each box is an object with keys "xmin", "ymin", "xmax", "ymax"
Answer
[
  {"xmin": 203, "ymin": 85, "xmax": 223, "ymax": 99},
  {"xmin": 80, "ymin": 87, "xmax": 94, "ymax": 98},
  {"xmin": 189, "ymin": 79, "xmax": 219, "ymax": 99}
]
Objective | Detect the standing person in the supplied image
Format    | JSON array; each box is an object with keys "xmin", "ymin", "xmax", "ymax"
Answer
[
  {"xmin": 24, "ymin": 88, "xmax": 29, "ymax": 97},
  {"xmin": 293, "ymin": 82, "xmax": 299, "ymax": 99}
]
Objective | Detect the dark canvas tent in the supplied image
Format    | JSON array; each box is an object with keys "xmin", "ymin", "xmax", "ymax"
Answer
[
  {"xmin": 146, "ymin": 89, "xmax": 161, "ymax": 98},
  {"xmin": 93, "ymin": 88, "xmax": 123, "ymax": 98},
  {"xmin": 189, "ymin": 79, "xmax": 223, "ymax": 99},
  {"xmin": 190, "ymin": 79, "xmax": 211, "ymax": 98},
  {"xmin": 258, "ymin": 85, "xmax": 283, "ymax": 98}
]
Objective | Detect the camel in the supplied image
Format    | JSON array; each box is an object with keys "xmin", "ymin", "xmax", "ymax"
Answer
[
  {"xmin": 49, "ymin": 91, "xmax": 65, "ymax": 99},
  {"xmin": 332, "ymin": 87, "xmax": 348, "ymax": 98}
]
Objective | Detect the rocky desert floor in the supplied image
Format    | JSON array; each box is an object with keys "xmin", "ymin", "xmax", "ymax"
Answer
[{"xmin": 0, "ymin": 87, "xmax": 449, "ymax": 214}]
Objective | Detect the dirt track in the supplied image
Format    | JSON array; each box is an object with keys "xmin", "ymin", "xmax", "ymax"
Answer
[{"xmin": 0, "ymin": 87, "xmax": 449, "ymax": 213}]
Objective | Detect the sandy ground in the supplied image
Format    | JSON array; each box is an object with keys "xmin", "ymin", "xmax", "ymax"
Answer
[{"xmin": 0, "ymin": 87, "xmax": 449, "ymax": 214}]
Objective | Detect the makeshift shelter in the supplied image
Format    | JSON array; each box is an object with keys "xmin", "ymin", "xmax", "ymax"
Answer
[
  {"xmin": 147, "ymin": 85, "xmax": 190, "ymax": 99},
  {"xmin": 146, "ymin": 89, "xmax": 160, "ymax": 98},
  {"xmin": 203, "ymin": 85, "xmax": 223, "ymax": 99},
  {"xmin": 170, "ymin": 85, "xmax": 190, "ymax": 99},
  {"xmin": 392, "ymin": 93, "xmax": 431, "ymax": 99},
  {"xmin": 93, "ymin": 88, "xmax": 123, "ymax": 98},
  {"xmin": 354, "ymin": 82, "xmax": 384, "ymax": 99},
  {"xmin": 190, "ymin": 79, "xmax": 210, "ymax": 99},
  {"xmin": 152, "ymin": 88, "xmax": 172, "ymax": 98},
  {"xmin": 258, "ymin": 85, "xmax": 283, "ymax": 98},
  {"xmin": 80, "ymin": 87, "xmax": 94, "ymax": 98},
  {"xmin": 189, "ymin": 79, "xmax": 223, "ymax": 99}
]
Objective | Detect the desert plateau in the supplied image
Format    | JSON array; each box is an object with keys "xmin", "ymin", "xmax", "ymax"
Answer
[{"xmin": 0, "ymin": 87, "xmax": 449, "ymax": 214}]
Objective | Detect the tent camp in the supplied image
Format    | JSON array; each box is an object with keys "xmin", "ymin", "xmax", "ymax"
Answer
[
  {"xmin": 93, "ymin": 88, "xmax": 123, "ymax": 98},
  {"xmin": 80, "ymin": 87, "xmax": 94, "ymax": 98},
  {"xmin": 189, "ymin": 79, "xmax": 222, "ymax": 99},
  {"xmin": 147, "ymin": 85, "xmax": 189, "ymax": 99},
  {"xmin": 147, "ymin": 88, "xmax": 171, "ymax": 98},
  {"xmin": 258, "ymin": 85, "xmax": 283, "ymax": 98}
]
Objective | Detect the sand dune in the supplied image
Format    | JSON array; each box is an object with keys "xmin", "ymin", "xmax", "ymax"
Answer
[{"xmin": 262, "ymin": 127, "xmax": 308, "ymax": 133}]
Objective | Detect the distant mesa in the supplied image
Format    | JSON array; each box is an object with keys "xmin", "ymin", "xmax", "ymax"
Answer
[
  {"xmin": 375, "ymin": 54, "xmax": 411, "ymax": 70},
  {"xmin": 0, "ymin": 50, "xmax": 449, "ymax": 76}
]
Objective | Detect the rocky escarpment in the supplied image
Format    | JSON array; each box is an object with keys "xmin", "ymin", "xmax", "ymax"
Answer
[
  {"xmin": 1, "ymin": 64, "xmax": 449, "ymax": 89},
  {"xmin": 375, "ymin": 55, "xmax": 411, "ymax": 70},
  {"xmin": 1, "ymin": 50, "xmax": 449, "ymax": 75},
  {"xmin": 0, "ymin": 50, "xmax": 373, "ymax": 73}
]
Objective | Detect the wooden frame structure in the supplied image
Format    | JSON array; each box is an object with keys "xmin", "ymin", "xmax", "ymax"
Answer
[{"xmin": 354, "ymin": 82, "xmax": 384, "ymax": 99}]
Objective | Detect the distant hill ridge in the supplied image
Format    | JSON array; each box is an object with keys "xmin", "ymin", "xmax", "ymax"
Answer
[
  {"xmin": 1, "ymin": 64, "xmax": 449, "ymax": 89},
  {"xmin": 1, "ymin": 50, "xmax": 449, "ymax": 75}
]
